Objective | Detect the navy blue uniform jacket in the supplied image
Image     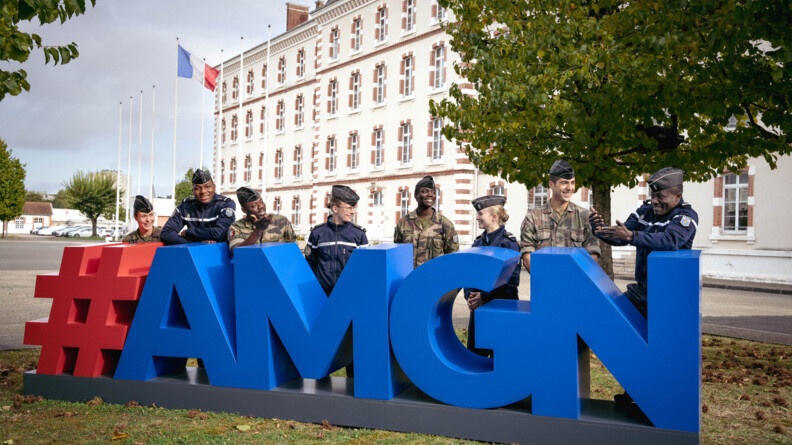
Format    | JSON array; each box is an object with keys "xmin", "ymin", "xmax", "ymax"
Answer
[
  {"xmin": 464, "ymin": 225, "xmax": 521, "ymax": 303},
  {"xmin": 160, "ymin": 194, "xmax": 236, "ymax": 245},
  {"xmin": 597, "ymin": 199, "xmax": 698, "ymax": 286},
  {"xmin": 305, "ymin": 217, "xmax": 369, "ymax": 296}
]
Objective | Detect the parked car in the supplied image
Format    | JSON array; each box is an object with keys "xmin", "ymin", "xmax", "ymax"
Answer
[
  {"xmin": 35, "ymin": 226, "xmax": 56, "ymax": 236},
  {"xmin": 52, "ymin": 226, "xmax": 76, "ymax": 237},
  {"xmin": 68, "ymin": 227, "xmax": 96, "ymax": 238},
  {"xmin": 30, "ymin": 226, "xmax": 49, "ymax": 234}
]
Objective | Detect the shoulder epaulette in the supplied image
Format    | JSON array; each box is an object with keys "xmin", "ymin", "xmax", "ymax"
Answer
[
  {"xmin": 181, "ymin": 196, "xmax": 195, "ymax": 204},
  {"xmin": 351, "ymin": 223, "xmax": 366, "ymax": 232}
]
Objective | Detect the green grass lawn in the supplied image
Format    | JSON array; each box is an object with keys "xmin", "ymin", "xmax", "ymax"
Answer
[{"xmin": 2, "ymin": 335, "xmax": 790, "ymax": 444}]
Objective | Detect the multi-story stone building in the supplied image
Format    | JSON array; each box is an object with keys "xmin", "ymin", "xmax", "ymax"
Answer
[{"xmin": 213, "ymin": 0, "xmax": 791, "ymax": 285}]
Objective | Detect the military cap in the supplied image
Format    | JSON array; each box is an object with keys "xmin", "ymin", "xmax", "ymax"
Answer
[
  {"xmin": 133, "ymin": 195, "xmax": 153, "ymax": 214},
  {"xmin": 414, "ymin": 175, "xmax": 435, "ymax": 198},
  {"xmin": 192, "ymin": 169, "xmax": 213, "ymax": 185},
  {"xmin": 236, "ymin": 186, "xmax": 260, "ymax": 204},
  {"xmin": 549, "ymin": 160, "xmax": 574, "ymax": 179},
  {"xmin": 331, "ymin": 185, "xmax": 360, "ymax": 206},
  {"xmin": 648, "ymin": 167, "xmax": 684, "ymax": 192},
  {"xmin": 472, "ymin": 195, "xmax": 506, "ymax": 211}
]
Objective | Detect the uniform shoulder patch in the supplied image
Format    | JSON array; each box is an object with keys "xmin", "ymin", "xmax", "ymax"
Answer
[
  {"xmin": 229, "ymin": 228, "xmax": 236, "ymax": 238},
  {"xmin": 679, "ymin": 215, "xmax": 692, "ymax": 227},
  {"xmin": 223, "ymin": 208, "xmax": 234, "ymax": 218}
]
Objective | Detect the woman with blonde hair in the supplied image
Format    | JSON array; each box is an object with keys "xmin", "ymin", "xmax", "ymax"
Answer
[{"xmin": 465, "ymin": 195, "xmax": 521, "ymax": 357}]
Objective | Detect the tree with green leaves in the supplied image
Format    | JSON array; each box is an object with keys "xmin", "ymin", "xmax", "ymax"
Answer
[
  {"xmin": 25, "ymin": 190, "xmax": 45, "ymax": 202},
  {"xmin": 62, "ymin": 171, "xmax": 122, "ymax": 237},
  {"xmin": 0, "ymin": 139, "xmax": 27, "ymax": 238},
  {"xmin": 0, "ymin": 0, "xmax": 97, "ymax": 101},
  {"xmin": 431, "ymin": 0, "xmax": 791, "ymax": 276},
  {"xmin": 51, "ymin": 189, "xmax": 71, "ymax": 208}
]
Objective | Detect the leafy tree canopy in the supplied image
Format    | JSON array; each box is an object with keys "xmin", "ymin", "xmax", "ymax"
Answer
[
  {"xmin": 0, "ymin": 0, "xmax": 97, "ymax": 101},
  {"xmin": 432, "ymin": 0, "xmax": 791, "ymax": 189},
  {"xmin": 63, "ymin": 170, "xmax": 122, "ymax": 237},
  {"xmin": 25, "ymin": 190, "xmax": 45, "ymax": 202},
  {"xmin": 0, "ymin": 139, "xmax": 27, "ymax": 237}
]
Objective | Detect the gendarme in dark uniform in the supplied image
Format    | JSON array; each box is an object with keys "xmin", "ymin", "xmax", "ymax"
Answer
[
  {"xmin": 591, "ymin": 167, "xmax": 698, "ymax": 317},
  {"xmin": 160, "ymin": 169, "xmax": 236, "ymax": 245},
  {"xmin": 304, "ymin": 185, "xmax": 369, "ymax": 296}
]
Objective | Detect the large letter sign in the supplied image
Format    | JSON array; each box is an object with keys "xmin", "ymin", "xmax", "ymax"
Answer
[{"xmin": 24, "ymin": 241, "xmax": 701, "ymax": 444}]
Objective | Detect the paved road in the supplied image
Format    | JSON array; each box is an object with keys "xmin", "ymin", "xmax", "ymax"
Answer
[{"xmin": 1, "ymin": 236, "xmax": 790, "ymax": 350}]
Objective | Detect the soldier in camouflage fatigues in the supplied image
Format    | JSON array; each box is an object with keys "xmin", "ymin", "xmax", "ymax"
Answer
[
  {"xmin": 122, "ymin": 195, "xmax": 162, "ymax": 244},
  {"xmin": 393, "ymin": 176, "xmax": 459, "ymax": 268},
  {"xmin": 228, "ymin": 187, "xmax": 296, "ymax": 253},
  {"xmin": 519, "ymin": 160, "xmax": 601, "ymax": 272}
]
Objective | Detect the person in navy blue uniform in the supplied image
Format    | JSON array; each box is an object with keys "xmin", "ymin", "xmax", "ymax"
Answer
[
  {"xmin": 589, "ymin": 166, "xmax": 698, "ymax": 318},
  {"xmin": 160, "ymin": 169, "xmax": 236, "ymax": 245},
  {"xmin": 304, "ymin": 185, "xmax": 369, "ymax": 296},
  {"xmin": 465, "ymin": 195, "xmax": 521, "ymax": 357}
]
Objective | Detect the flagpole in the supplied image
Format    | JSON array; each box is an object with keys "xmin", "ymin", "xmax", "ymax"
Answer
[
  {"xmin": 262, "ymin": 25, "xmax": 271, "ymax": 201},
  {"xmin": 172, "ymin": 37, "xmax": 179, "ymax": 204},
  {"xmin": 237, "ymin": 36, "xmax": 244, "ymax": 187},
  {"xmin": 200, "ymin": 58, "xmax": 206, "ymax": 170},
  {"xmin": 137, "ymin": 89, "xmax": 143, "ymax": 196},
  {"xmin": 150, "ymin": 85, "xmax": 156, "ymax": 201},
  {"xmin": 127, "ymin": 95, "xmax": 133, "ymax": 230},
  {"xmin": 114, "ymin": 101, "xmax": 122, "ymax": 240},
  {"xmin": 216, "ymin": 49, "xmax": 224, "ymax": 191}
]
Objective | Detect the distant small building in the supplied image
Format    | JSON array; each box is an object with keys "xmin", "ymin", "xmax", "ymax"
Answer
[{"xmin": 6, "ymin": 202, "xmax": 54, "ymax": 234}]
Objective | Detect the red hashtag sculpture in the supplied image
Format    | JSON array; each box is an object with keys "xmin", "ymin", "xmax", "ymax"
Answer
[{"xmin": 24, "ymin": 243, "xmax": 161, "ymax": 377}]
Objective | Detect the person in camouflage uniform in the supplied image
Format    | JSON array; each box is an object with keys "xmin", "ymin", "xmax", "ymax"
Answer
[
  {"xmin": 519, "ymin": 160, "xmax": 601, "ymax": 272},
  {"xmin": 393, "ymin": 176, "xmax": 459, "ymax": 268},
  {"xmin": 122, "ymin": 195, "xmax": 162, "ymax": 244},
  {"xmin": 228, "ymin": 187, "xmax": 296, "ymax": 253}
]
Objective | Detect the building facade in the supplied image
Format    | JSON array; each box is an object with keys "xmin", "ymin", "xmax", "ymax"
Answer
[{"xmin": 213, "ymin": 0, "xmax": 790, "ymax": 285}]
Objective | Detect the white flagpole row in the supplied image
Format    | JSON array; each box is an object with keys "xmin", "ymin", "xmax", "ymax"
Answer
[
  {"xmin": 126, "ymin": 95, "xmax": 133, "ymax": 230},
  {"xmin": 114, "ymin": 101, "xmax": 122, "ymax": 240},
  {"xmin": 137, "ymin": 89, "xmax": 143, "ymax": 197},
  {"xmin": 150, "ymin": 85, "xmax": 156, "ymax": 201}
]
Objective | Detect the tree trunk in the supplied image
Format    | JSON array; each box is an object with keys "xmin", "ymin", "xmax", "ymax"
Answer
[
  {"xmin": 591, "ymin": 180, "xmax": 613, "ymax": 279},
  {"xmin": 91, "ymin": 219, "xmax": 98, "ymax": 238},
  {"xmin": 1, "ymin": 221, "xmax": 6, "ymax": 238}
]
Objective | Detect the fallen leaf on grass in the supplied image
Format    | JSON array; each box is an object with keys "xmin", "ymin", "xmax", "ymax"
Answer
[
  {"xmin": 86, "ymin": 397, "xmax": 104, "ymax": 406},
  {"xmin": 3, "ymin": 439, "xmax": 14, "ymax": 444},
  {"xmin": 235, "ymin": 424, "xmax": 251, "ymax": 432},
  {"xmin": 322, "ymin": 419, "xmax": 337, "ymax": 431},
  {"xmin": 112, "ymin": 431, "xmax": 129, "ymax": 440}
]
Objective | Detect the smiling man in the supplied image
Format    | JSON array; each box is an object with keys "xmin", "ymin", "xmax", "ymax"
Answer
[
  {"xmin": 589, "ymin": 166, "xmax": 698, "ymax": 318},
  {"xmin": 519, "ymin": 160, "xmax": 601, "ymax": 273},
  {"xmin": 227, "ymin": 186, "xmax": 295, "ymax": 253},
  {"xmin": 160, "ymin": 169, "xmax": 236, "ymax": 245}
]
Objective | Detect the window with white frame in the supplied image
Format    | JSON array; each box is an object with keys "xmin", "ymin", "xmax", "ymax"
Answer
[
  {"xmin": 296, "ymin": 49, "xmax": 305, "ymax": 78},
  {"xmin": 231, "ymin": 114, "xmax": 238, "ymax": 142},
  {"xmin": 221, "ymin": 160, "xmax": 225, "ymax": 184},
  {"xmin": 292, "ymin": 196, "xmax": 301, "ymax": 226},
  {"xmin": 402, "ymin": 55, "xmax": 413, "ymax": 97},
  {"xmin": 230, "ymin": 157, "xmax": 237, "ymax": 184},
  {"xmin": 400, "ymin": 122, "xmax": 412, "ymax": 164},
  {"xmin": 531, "ymin": 185, "xmax": 548, "ymax": 209},
  {"xmin": 373, "ymin": 190, "xmax": 383, "ymax": 206},
  {"xmin": 244, "ymin": 154, "xmax": 252, "ymax": 182},
  {"xmin": 15, "ymin": 218, "xmax": 24, "ymax": 229},
  {"xmin": 431, "ymin": 117, "xmax": 443, "ymax": 160},
  {"xmin": 349, "ymin": 132, "xmax": 359, "ymax": 170},
  {"xmin": 491, "ymin": 184, "xmax": 505, "ymax": 196},
  {"xmin": 434, "ymin": 187, "xmax": 442, "ymax": 213},
  {"xmin": 376, "ymin": 6, "xmax": 387, "ymax": 42},
  {"xmin": 258, "ymin": 153, "xmax": 264, "ymax": 181},
  {"xmin": 404, "ymin": 0, "xmax": 416, "ymax": 33},
  {"xmin": 274, "ymin": 197, "xmax": 281, "ymax": 215},
  {"xmin": 400, "ymin": 189, "xmax": 410, "ymax": 217},
  {"xmin": 328, "ymin": 79, "xmax": 338, "ymax": 115},
  {"xmin": 352, "ymin": 18, "xmax": 362, "ymax": 52},
  {"xmin": 221, "ymin": 118, "xmax": 227, "ymax": 143},
  {"xmin": 723, "ymin": 172, "xmax": 749, "ymax": 232},
  {"xmin": 232, "ymin": 76, "xmax": 239, "ymax": 101},
  {"xmin": 276, "ymin": 100, "xmax": 285, "ymax": 131},
  {"xmin": 350, "ymin": 72, "xmax": 361, "ymax": 111},
  {"xmin": 327, "ymin": 137, "xmax": 337, "ymax": 173},
  {"xmin": 295, "ymin": 94, "xmax": 304, "ymax": 128},
  {"xmin": 278, "ymin": 56, "xmax": 286, "ymax": 85},
  {"xmin": 294, "ymin": 145, "xmax": 302, "ymax": 179},
  {"xmin": 374, "ymin": 128, "xmax": 383, "ymax": 167},
  {"xmin": 222, "ymin": 81, "xmax": 227, "ymax": 104},
  {"xmin": 433, "ymin": 45, "xmax": 445, "ymax": 89},
  {"xmin": 246, "ymin": 69, "xmax": 254, "ymax": 95},
  {"xmin": 435, "ymin": 1, "xmax": 447, "ymax": 22},
  {"xmin": 245, "ymin": 110, "xmax": 253, "ymax": 140},
  {"xmin": 375, "ymin": 64, "xmax": 386, "ymax": 104},
  {"xmin": 274, "ymin": 149, "xmax": 283, "ymax": 180},
  {"xmin": 330, "ymin": 27, "xmax": 340, "ymax": 60}
]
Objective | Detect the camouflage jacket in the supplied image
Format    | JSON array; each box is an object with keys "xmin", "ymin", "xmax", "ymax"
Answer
[
  {"xmin": 121, "ymin": 227, "xmax": 162, "ymax": 244},
  {"xmin": 227, "ymin": 214, "xmax": 296, "ymax": 252},
  {"xmin": 393, "ymin": 210, "xmax": 459, "ymax": 268},
  {"xmin": 519, "ymin": 201, "xmax": 601, "ymax": 257}
]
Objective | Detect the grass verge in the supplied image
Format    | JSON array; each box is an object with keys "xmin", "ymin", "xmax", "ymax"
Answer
[{"xmin": 2, "ymin": 335, "xmax": 790, "ymax": 444}]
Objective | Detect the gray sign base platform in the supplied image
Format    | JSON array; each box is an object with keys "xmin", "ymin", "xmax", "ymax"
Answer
[{"xmin": 24, "ymin": 369, "xmax": 698, "ymax": 444}]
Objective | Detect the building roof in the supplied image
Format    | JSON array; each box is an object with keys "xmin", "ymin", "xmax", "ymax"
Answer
[{"xmin": 23, "ymin": 202, "xmax": 53, "ymax": 216}]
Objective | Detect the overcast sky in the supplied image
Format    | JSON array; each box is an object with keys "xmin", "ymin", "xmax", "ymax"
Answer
[{"xmin": 0, "ymin": 1, "xmax": 289, "ymax": 195}]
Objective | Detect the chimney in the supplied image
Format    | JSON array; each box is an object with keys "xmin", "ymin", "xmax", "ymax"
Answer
[
  {"xmin": 286, "ymin": 3, "xmax": 310, "ymax": 31},
  {"xmin": 315, "ymin": 1, "xmax": 325, "ymax": 9}
]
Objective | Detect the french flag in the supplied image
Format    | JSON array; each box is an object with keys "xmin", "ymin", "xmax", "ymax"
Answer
[{"xmin": 177, "ymin": 44, "xmax": 219, "ymax": 91}]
